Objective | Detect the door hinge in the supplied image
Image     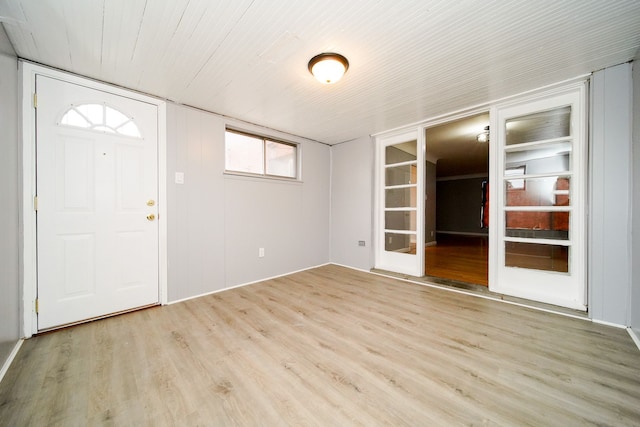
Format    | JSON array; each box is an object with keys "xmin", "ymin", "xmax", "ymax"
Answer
[
  {"xmin": 33, "ymin": 93, "xmax": 37, "ymax": 109},
  {"xmin": 34, "ymin": 195, "xmax": 38, "ymax": 211},
  {"xmin": 35, "ymin": 298, "xmax": 39, "ymax": 314}
]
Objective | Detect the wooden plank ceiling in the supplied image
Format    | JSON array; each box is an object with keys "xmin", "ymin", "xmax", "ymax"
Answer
[{"xmin": 1, "ymin": 0, "xmax": 639, "ymax": 144}]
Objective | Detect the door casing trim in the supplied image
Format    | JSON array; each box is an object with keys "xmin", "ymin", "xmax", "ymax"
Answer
[{"xmin": 20, "ymin": 61, "xmax": 168, "ymax": 337}]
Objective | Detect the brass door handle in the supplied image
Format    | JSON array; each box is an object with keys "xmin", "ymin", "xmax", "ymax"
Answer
[{"xmin": 147, "ymin": 214, "xmax": 156, "ymax": 221}]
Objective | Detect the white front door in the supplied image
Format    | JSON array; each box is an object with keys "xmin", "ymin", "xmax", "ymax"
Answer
[
  {"xmin": 36, "ymin": 75, "xmax": 160, "ymax": 330},
  {"xmin": 375, "ymin": 130, "xmax": 425, "ymax": 277},
  {"xmin": 490, "ymin": 84, "xmax": 587, "ymax": 310}
]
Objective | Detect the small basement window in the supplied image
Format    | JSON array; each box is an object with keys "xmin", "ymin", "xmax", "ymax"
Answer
[{"xmin": 225, "ymin": 129, "xmax": 298, "ymax": 179}]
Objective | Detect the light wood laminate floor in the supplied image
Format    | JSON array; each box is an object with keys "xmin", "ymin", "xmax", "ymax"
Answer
[{"xmin": 1, "ymin": 265, "xmax": 639, "ymax": 426}]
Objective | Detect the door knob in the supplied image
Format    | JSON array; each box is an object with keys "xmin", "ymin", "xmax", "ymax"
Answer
[{"xmin": 147, "ymin": 214, "xmax": 156, "ymax": 221}]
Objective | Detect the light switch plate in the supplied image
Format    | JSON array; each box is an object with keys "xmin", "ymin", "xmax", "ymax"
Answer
[{"xmin": 175, "ymin": 172, "xmax": 184, "ymax": 184}]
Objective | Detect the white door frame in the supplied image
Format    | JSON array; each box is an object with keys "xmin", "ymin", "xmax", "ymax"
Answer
[
  {"xmin": 21, "ymin": 62, "xmax": 168, "ymax": 338},
  {"xmin": 374, "ymin": 128, "xmax": 425, "ymax": 276},
  {"xmin": 374, "ymin": 108, "xmax": 489, "ymax": 278},
  {"xmin": 489, "ymin": 82, "xmax": 588, "ymax": 310},
  {"xmin": 372, "ymin": 76, "xmax": 589, "ymax": 309}
]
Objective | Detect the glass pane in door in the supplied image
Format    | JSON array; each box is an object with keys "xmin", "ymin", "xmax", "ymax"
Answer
[
  {"xmin": 503, "ymin": 105, "xmax": 574, "ymax": 269},
  {"xmin": 376, "ymin": 128, "xmax": 424, "ymax": 277},
  {"xmin": 505, "ymin": 106, "xmax": 571, "ymax": 145},
  {"xmin": 505, "ymin": 242, "xmax": 569, "ymax": 273},
  {"xmin": 505, "ymin": 212, "xmax": 570, "ymax": 240},
  {"xmin": 384, "ymin": 139, "xmax": 418, "ymax": 254},
  {"xmin": 505, "ymin": 142, "xmax": 571, "ymax": 172},
  {"xmin": 385, "ymin": 187, "xmax": 416, "ymax": 208},
  {"xmin": 385, "ymin": 232, "xmax": 415, "ymax": 252},
  {"xmin": 505, "ymin": 176, "xmax": 571, "ymax": 207},
  {"xmin": 386, "ymin": 164, "xmax": 417, "ymax": 186},
  {"xmin": 385, "ymin": 142, "xmax": 417, "ymax": 163},
  {"xmin": 493, "ymin": 85, "xmax": 585, "ymax": 309},
  {"xmin": 385, "ymin": 211, "xmax": 416, "ymax": 231}
]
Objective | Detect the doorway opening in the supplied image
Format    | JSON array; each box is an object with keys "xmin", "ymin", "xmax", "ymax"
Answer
[
  {"xmin": 424, "ymin": 112, "xmax": 490, "ymax": 287},
  {"xmin": 374, "ymin": 82, "xmax": 587, "ymax": 310}
]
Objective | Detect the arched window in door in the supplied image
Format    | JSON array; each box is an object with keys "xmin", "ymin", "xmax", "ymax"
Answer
[{"xmin": 59, "ymin": 103, "xmax": 142, "ymax": 138}]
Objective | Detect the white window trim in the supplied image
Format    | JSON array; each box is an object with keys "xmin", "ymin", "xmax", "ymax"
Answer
[{"xmin": 224, "ymin": 128, "xmax": 301, "ymax": 181}]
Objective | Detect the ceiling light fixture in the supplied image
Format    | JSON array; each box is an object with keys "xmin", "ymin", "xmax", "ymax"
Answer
[
  {"xmin": 308, "ymin": 52, "xmax": 349, "ymax": 84},
  {"xmin": 477, "ymin": 125, "xmax": 490, "ymax": 143}
]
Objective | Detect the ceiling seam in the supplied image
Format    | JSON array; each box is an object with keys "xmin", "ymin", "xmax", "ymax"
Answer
[
  {"xmin": 129, "ymin": 0, "xmax": 148, "ymax": 62},
  {"xmin": 185, "ymin": 0, "xmax": 257, "ymax": 88}
]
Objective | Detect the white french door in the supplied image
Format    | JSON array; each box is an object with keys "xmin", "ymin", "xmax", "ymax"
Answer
[
  {"xmin": 375, "ymin": 130, "xmax": 425, "ymax": 277},
  {"xmin": 36, "ymin": 75, "xmax": 160, "ymax": 330},
  {"xmin": 490, "ymin": 84, "xmax": 587, "ymax": 310}
]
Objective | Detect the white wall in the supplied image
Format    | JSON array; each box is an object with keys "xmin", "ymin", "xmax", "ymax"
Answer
[
  {"xmin": 0, "ymin": 25, "xmax": 20, "ymax": 369},
  {"xmin": 224, "ymin": 130, "xmax": 330, "ymax": 286},
  {"xmin": 631, "ymin": 55, "xmax": 640, "ymax": 334},
  {"xmin": 589, "ymin": 63, "xmax": 633, "ymax": 325},
  {"xmin": 166, "ymin": 105, "xmax": 226, "ymax": 301},
  {"xmin": 166, "ymin": 103, "xmax": 330, "ymax": 302},
  {"xmin": 330, "ymin": 137, "xmax": 374, "ymax": 270}
]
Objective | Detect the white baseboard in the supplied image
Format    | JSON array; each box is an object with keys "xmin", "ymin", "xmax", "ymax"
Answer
[
  {"xmin": 329, "ymin": 262, "xmax": 372, "ymax": 273},
  {"xmin": 436, "ymin": 231, "xmax": 489, "ymax": 237},
  {"xmin": 0, "ymin": 339, "xmax": 24, "ymax": 385},
  {"xmin": 592, "ymin": 318, "xmax": 627, "ymax": 329},
  {"xmin": 628, "ymin": 328, "xmax": 640, "ymax": 352},
  {"xmin": 167, "ymin": 262, "xmax": 331, "ymax": 305}
]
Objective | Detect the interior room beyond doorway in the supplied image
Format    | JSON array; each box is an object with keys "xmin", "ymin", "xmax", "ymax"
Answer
[{"xmin": 425, "ymin": 113, "xmax": 490, "ymax": 286}]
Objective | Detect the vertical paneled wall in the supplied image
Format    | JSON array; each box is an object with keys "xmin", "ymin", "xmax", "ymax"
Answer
[
  {"xmin": 223, "ymin": 130, "xmax": 330, "ymax": 286},
  {"xmin": 330, "ymin": 136, "xmax": 374, "ymax": 270},
  {"xmin": 0, "ymin": 25, "xmax": 20, "ymax": 369},
  {"xmin": 166, "ymin": 104, "xmax": 227, "ymax": 302},
  {"xmin": 589, "ymin": 63, "xmax": 633, "ymax": 325},
  {"xmin": 166, "ymin": 104, "xmax": 330, "ymax": 302},
  {"xmin": 631, "ymin": 56, "xmax": 640, "ymax": 334}
]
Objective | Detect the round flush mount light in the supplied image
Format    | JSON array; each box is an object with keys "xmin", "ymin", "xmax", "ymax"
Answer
[
  {"xmin": 477, "ymin": 125, "xmax": 490, "ymax": 143},
  {"xmin": 308, "ymin": 53, "xmax": 349, "ymax": 84}
]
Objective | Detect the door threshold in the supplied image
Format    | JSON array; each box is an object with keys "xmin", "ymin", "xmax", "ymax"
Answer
[
  {"xmin": 371, "ymin": 268, "xmax": 588, "ymax": 319},
  {"xmin": 36, "ymin": 303, "xmax": 160, "ymax": 335}
]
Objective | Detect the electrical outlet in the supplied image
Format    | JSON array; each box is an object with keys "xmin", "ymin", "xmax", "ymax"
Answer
[
  {"xmin": 259, "ymin": 248, "xmax": 265, "ymax": 258},
  {"xmin": 358, "ymin": 240, "xmax": 366, "ymax": 247}
]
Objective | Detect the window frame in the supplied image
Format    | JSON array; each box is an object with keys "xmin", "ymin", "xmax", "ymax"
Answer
[{"xmin": 224, "ymin": 128, "xmax": 300, "ymax": 181}]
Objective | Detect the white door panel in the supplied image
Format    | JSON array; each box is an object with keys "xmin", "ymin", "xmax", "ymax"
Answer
[
  {"xmin": 36, "ymin": 75, "xmax": 159, "ymax": 330},
  {"xmin": 490, "ymin": 84, "xmax": 587, "ymax": 310},
  {"xmin": 375, "ymin": 130, "xmax": 425, "ymax": 277}
]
